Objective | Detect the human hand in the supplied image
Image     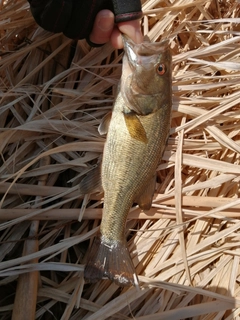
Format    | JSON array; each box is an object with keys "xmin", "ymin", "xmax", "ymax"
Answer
[
  {"xmin": 28, "ymin": 0, "xmax": 143, "ymax": 48},
  {"xmin": 89, "ymin": 10, "xmax": 143, "ymax": 49}
]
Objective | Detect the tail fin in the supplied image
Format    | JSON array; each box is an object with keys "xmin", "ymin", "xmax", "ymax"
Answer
[{"xmin": 84, "ymin": 235, "xmax": 139, "ymax": 287}]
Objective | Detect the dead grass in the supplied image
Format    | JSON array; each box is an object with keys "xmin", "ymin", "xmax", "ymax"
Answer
[{"xmin": 0, "ymin": 0, "xmax": 240, "ymax": 319}]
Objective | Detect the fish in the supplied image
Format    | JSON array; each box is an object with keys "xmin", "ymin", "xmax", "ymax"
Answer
[{"xmin": 83, "ymin": 36, "xmax": 172, "ymax": 287}]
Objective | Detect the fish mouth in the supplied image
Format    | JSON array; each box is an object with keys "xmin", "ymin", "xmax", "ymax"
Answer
[{"xmin": 122, "ymin": 35, "xmax": 169, "ymax": 68}]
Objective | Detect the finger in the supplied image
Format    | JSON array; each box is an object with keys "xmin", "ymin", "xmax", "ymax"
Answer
[
  {"xmin": 111, "ymin": 19, "xmax": 143, "ymax": 49},
  {"xmin": 89, "ymin": 10, "xmax": 115, "ymax": 46}
]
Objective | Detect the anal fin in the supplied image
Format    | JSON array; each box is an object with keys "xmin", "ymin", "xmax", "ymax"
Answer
[
  {"xmin": 79, "ymin": 165, "xmax": 102, "ymax": 195},
  {"xmin": 135, "ymin": 175, "xmax": 156, "ymax": 210},
  {"xmin": 84, "ymin": 235, "xmax": 139, "ymax": 287}
]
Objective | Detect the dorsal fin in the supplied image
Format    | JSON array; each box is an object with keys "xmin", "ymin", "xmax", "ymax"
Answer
[{"xmin": 135, "ymin": 175, "xmax": 156, "ymax": 210}]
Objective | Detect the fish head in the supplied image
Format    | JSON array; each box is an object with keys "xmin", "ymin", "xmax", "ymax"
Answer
[{"xmin": 121, "ymin": 36, "xmax": 172, "ymax": 115}]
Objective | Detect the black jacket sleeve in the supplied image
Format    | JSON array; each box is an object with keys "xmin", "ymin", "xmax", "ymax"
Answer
[{"xmin": 28, "ymin": 0, "xmax": 142, "ymax": 40}]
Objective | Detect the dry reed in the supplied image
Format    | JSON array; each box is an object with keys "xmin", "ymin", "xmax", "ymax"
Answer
[{"xmin": 0, "ymin": 0, "xmax": 240, "ymax": 319}]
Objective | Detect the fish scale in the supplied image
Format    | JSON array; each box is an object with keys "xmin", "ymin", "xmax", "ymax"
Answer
[
  {"xmin": 102, "ymin": 111, "xmax": 169, "ymax": 236},
  {"xmin": 83, "ymin": 36, "xmax": 172, "ymax": 286}
]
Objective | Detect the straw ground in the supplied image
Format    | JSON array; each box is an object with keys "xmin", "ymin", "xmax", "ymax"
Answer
[{"xmin": 0, "ymin": 0, "xmax": 240, "ymax": 319}]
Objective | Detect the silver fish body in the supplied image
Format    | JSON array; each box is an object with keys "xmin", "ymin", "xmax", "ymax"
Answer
[{"xmin": 84, "ymin": 37, "xmax": 172, "ymax": 286}]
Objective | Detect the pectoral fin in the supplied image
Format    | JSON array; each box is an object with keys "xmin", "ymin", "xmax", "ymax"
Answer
[
  {"xmin": 135, "ymin": 175, "xmax": 156, "ymax": 210},
  {"xmin": 124, "ymin": 112, "xmax": 148, "ymax": 143},
  {"xmin": 79, "ymin": 164, "xmax": 102, "ymax": 194},
  {"xmin": 98, "ymin": 112, "xmax": 112, "ymax": 135}
]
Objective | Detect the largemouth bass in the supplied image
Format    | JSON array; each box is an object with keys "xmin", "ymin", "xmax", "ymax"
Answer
[{"xmin": 83, "ymin": 36, "xmax": 172, "ymax": 286}]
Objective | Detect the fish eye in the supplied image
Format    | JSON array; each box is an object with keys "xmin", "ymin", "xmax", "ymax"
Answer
[{"xmin": 156, "ymin": 63, "xmax": 166, "ymax": 75}]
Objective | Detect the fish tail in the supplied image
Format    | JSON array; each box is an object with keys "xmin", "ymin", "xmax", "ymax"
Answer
[{"xmin": 84, "ymin": 235, "xmax": 139, "ymax": 287}]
